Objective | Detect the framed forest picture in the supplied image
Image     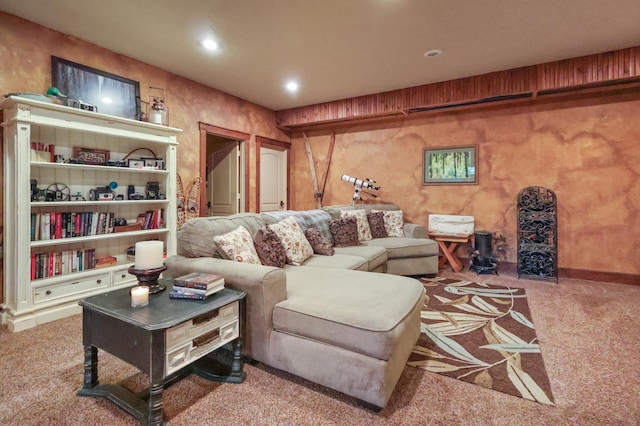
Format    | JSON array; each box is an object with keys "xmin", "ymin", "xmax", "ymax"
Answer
[{"xmin": 423, "ymin": 145, "xmax": 477, "ymax": 185}]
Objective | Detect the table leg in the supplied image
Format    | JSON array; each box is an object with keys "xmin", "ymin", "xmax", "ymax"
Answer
[
  {"xmin": 438, "ymin": 248, "xmax": 449, "ymax": 269},
  {"xmin": 437, "ymin": 241, "xmax": 464, "ymax": 272},
  {"xmin": 229, "ymin": 295, "xmax": 247, "ymax": 382},
  {"xmin": 148, "ymin": 382, "xmax": 164, "ymax": 426},
  {"xmin": 82, "ymin": 345, "xmax": 98, "ymax": 389},
  {"xmin": 229, "ymin": 337, "xmax": 246, "ymax": 382}
]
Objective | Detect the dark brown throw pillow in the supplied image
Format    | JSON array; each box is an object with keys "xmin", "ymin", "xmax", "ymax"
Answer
[
  {"xmin": 253, "ymin": 226, "xmax": 287, "ymax": 268},
  {"xmin": 304, "ymin": 225, "xmax": 335, "ymax": 256},
  {"xmin": 329, "ymin": 217, "xmax": 360, "ymax": 247},
  {"xmin": 367, "ymin": 211, "xmax": 388, "ymax": 238}
]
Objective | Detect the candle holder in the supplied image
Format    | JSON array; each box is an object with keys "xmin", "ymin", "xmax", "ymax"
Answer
[{"xmin": 128, "ymin": 265, "xmax": 168, "ymax": 294}]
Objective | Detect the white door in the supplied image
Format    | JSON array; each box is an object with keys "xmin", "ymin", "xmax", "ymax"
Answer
[
  {"xmin": 208, "ymin": 142, "xmax": 239, "ymax": 216},
  {"xmin": 260, "ymin": 147, "xmax": 287, "ymax": 212}
]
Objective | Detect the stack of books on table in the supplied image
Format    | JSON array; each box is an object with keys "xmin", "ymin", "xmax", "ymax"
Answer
[{"xmin": 169, "ymin": 272, "xmax": 225, "ymax": 300}]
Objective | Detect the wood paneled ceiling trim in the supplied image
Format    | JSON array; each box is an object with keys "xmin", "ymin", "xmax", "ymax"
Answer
[{"xmin": 276, "ymin": 46, "xmax": 640, "ymax": 130}]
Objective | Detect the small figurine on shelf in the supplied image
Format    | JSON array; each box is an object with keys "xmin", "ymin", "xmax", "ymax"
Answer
[
  {"xmin": 147, "ymin": 86, "xmax": 168, "ymax": 126},
  {"xmin": 45, "ymin": 86, "xmax": 67, "ymax": 105}
]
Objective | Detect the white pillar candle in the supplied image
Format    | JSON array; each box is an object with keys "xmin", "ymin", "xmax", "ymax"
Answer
[
  {"xmin": 131, "ymin": 286, "xmax": 149, "ymax": 307},
  {"xmin": 134, "ymin": 241, "xmax": 164, "ymax": 270}
]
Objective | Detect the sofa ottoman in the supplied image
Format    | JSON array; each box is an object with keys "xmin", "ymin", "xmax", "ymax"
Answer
[
  {"xmin": 269, "ymin": 266, "xmax": 425, "ymax": 408},
  {"xmin": 275, "ymin": 266, "xmax": 423, "ymax": 360}
]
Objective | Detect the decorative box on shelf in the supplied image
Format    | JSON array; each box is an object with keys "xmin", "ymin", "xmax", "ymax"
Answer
[{"xmin": 114, "ymin": 224, "xmax": 143, "ymax": 233}]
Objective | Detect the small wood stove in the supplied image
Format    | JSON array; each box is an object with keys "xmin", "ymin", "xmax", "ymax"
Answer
[{"xmin": 470, "ymin": 231, "xmax": 498, "ymax": 275}]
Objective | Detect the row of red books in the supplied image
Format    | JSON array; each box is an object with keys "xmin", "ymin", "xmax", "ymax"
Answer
[
  {"xmin": 31, "ymin": 248, "xmax": 96, "ymax": 280},
  {"xmin": 30, "ymin": 141, "xmax": 55, "ymax": 162},
  {"xmin": 135, "ymin": 209, "xmax": 164, "ymax": 230},
  {"xmin": 31, "ymin": 211, "xmax": 116, "ymax": 241},
  {"xmin": 30, "ymin": 209, "xmax": 164, "ymax": 241}
]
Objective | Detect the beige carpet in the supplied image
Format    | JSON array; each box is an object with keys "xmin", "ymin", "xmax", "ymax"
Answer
[
  {"xmin": 408, "ymin": 277, "xmax": 554, "ymax": 405},
  {"xmin": 1, "ymin": 270, "xmax": 639, "ymax": 425}
]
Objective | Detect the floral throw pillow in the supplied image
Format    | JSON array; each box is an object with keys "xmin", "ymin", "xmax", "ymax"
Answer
[
  {"xmin": 253, "ymin": 226, "xmax": 287, "ymax": 268},
  {"xmin": 367, "ymin": 211, "xmax": 388, "ymax": 238},
  {"xmin": 304, "ymin": 225, "xmax": 334, "ymax": 256},
  {"xmin": 329, "ymin": 217, "xmax": 360, "ymax": 247},
  {"xmin": 268, "ymin": 216, "xmax": 314, "ymax": 265},
  {"xmin": 340, "ymin": 209, "xmax": 372, "ymax": 241},
  {"xmin": 213, "ymin": 226, "xmax": 261, "ymax": 264},
  {"xmin": 373, "ymin": 209, "xmax": 405, "ymax": 237}
]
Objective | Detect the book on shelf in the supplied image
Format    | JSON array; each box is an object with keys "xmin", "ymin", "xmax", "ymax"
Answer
[
  {"xmin": 31, "ymin": 213, "xmax": 37, "ymax": 241},
  {"xmin": 107, "ymin": 213, "xmax": 115, "ymax": 234},
  {"xmin": 40, "ymin": 213, "xmax": 50, "ymax": 240},
  {"xmin": 144, "ymin": 211, "xmax": 153, "ymax": 229},
  {"xmin": 173, "ymin": 272, "xmax": 225, "ymax": 290},
  {"xmin": 55, "ymin": 212, "xmax": 63, "ymax": 239},
  {"xmin": 49, "ymin": 212, "xmax": 56, "ymax": 239}
]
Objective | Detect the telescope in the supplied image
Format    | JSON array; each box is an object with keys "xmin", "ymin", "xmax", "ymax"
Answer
[
  {"xmin": 341, "ymin": 175, "xmax": 380, "ymax": 191},
  {"xmin": 341, "ymin": 174, "xmax": 380, "ymax": 205}
]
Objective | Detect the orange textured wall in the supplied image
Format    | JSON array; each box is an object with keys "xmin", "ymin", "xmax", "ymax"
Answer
[
  {"xmin": 0, "ymin": 12, "xmax": 289, "ymax": 212},
  {"xmin": 290, "ymin": 92, "xmax": 640, "ymax": 275},
  {"xmin": 2, "ymin": 13, "xmax": 640, "ymax": 278}
]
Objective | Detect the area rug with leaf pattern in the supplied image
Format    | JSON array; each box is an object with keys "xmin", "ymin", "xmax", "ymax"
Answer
[{"xmin": 407, "ymin": 277, "xmax": 555, "ymax": 405}]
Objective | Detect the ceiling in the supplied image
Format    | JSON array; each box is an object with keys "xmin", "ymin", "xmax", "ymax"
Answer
[{"xmin": 2, "ymin": 0, "xmax": 640, "ymax": 111}]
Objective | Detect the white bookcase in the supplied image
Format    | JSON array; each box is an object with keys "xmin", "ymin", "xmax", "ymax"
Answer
[{"xmin": 1, "ymin": 96, "xmax": 180, "ymax": 331}]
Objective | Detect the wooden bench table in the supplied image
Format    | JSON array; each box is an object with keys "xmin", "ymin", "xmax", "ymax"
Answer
[{"xmin": 429, "ymin": 233, "xmax": 471, "ymax": 273}]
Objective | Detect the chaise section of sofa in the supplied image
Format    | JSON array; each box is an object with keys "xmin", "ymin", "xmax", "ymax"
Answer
[
  {"xmin": 322, "ymin": 204, "xmax": 439, "ymax": 276},
  {"xmin": 271, "ymin": 266, "xmax": 424, "ymax": 408}
]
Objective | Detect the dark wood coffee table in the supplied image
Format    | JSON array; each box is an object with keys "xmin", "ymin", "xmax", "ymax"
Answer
[{"xmin": 77, "ymin": 279, "xmax": 245, "ymax": 425}]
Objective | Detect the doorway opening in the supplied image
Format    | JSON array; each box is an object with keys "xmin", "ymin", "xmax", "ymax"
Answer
[{"xmin": 199, "ymin": 123, "xmax": 249, "ymax": 216}]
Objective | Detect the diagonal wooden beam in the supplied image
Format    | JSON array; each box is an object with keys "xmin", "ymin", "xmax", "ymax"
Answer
[
  {"xmin": 318, "ymin": 132, "xmax": 335, "ymax": 205},
  {"xmin": 303, "ymin": 132, "xmax": 322, "ymax": 209}
]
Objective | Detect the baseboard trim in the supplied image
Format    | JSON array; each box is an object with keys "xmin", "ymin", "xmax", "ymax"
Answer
[
  {"xmin": 496, "ymin": 262, "xmax": 640, "ymax": 285},
  {"xmin": 560, "ymin": 267, "xmax": 640, "ymax": 285}
]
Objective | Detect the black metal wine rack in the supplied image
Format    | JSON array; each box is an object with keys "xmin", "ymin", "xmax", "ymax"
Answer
[{"xmin": 517, "ymin": 186, "xmax": 558, "ymax": 283}]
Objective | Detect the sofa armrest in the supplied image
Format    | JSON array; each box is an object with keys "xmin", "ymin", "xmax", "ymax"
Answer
[
  {"xmin": 164, "ymin": 255, "xmax": 286, "ymax": 363},
  {"xmin": 404, "ymin": 222, "xmax": 428, "ymax": 239}
]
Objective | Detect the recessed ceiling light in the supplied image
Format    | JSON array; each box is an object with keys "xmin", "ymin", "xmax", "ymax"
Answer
[
  {"xmin": 201, "ymin": 39, "xmax": 219, "ymax": 50},
  {"xmin": 285, "ymin": 81, "xmax": 299, "ymax": 93},
  {"xmin": 424, "ymin": 49, "xmax": 442, "ymax": 58}
]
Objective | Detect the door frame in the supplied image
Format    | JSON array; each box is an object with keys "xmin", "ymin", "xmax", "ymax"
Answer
[
  {"xmin": 256, "ymin": 136, "xmax": 290, "ymax": 212},
  {"xmin": 199, "ymin": 122, "xmax": 250, "ymax": 214}
]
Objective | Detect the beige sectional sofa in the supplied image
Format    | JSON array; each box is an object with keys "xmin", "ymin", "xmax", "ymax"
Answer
[{"xmin": 164, "ymin": 204, "xmax": 438, "ymax": 409}]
